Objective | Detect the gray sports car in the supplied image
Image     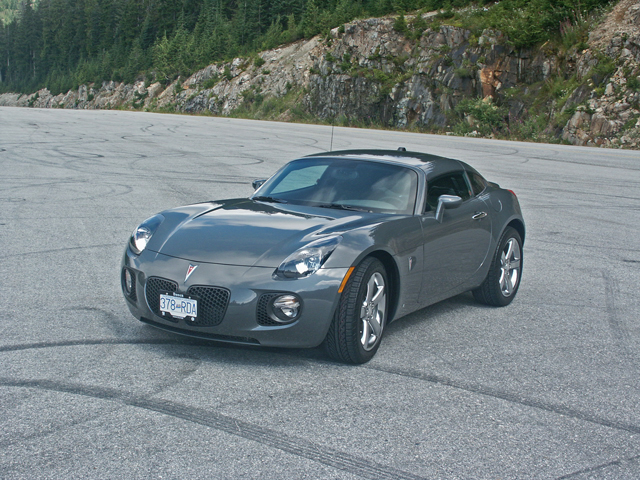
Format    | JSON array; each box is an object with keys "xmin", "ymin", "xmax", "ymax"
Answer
[{"xmin": 122, "ymin": 149, "xmax": 524, "ymax": 363}]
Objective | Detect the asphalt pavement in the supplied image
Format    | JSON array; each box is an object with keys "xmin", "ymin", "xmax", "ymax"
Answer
[{"xmin": 1, "ymin": 107, "xmax": 639, "ymax": 479}]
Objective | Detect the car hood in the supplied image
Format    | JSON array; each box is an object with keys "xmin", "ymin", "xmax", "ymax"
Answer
[{"xmin": 147, "ymin": 199, "xmax": 384, "ymax": 267}]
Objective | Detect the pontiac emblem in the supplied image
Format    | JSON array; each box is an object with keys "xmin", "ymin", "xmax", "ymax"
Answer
[{"xmin": 185, "ymin": 264, "xmax": 198, "ymax": 282}]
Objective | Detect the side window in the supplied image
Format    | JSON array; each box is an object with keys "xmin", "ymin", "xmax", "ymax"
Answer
[
  {"xmin": 425, "ymin": 172, "xmax": 472, "ymax": 210},
  {"xmin": 468, "ymin": 172, "xmax": 486, "ymax": 196}
]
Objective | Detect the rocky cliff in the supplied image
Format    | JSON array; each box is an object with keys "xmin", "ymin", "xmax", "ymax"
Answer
[{"xmin": 2, "ymin": 0, "xmax": 640, "ymax": 148}]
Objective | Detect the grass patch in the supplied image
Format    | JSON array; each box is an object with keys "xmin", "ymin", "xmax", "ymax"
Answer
[{"xmin": 229, "ymin": 88, "xmax": 313, "ymax": 123}]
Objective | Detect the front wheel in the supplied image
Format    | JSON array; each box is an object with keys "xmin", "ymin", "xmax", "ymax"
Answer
[
  {"xmin": 325, "ymin": 258, "xmax": 388, "ymax": 364},
  {"xmin": 473, "ymin": 227, "xmax": 523, "ymax": 307}
]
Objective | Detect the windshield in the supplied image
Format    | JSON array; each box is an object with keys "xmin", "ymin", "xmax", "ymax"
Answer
[{"xmin": 254, "ymin": 158, "xmax": 418, "ymax": 215}]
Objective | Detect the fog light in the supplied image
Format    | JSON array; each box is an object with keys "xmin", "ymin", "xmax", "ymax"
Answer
[
  {"xmin": 123, "ymin": 268, "xmax": 134, "ymax": 295},
  {"xmin": 271, "ymin": 294, "xmax": 301, "ymax": 322}
]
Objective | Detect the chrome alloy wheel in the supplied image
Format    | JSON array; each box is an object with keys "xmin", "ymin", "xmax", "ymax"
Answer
[
  {"xmin": 500, "ymin": 237, "xmax": 521, "ymax": 297},
  {"xmin": 360, "ymin": 272, "xmax": 386, "ymax": 351},
  {"xmin": 325, "ymin": 257, "xmax": 389, "ymax": 364}
]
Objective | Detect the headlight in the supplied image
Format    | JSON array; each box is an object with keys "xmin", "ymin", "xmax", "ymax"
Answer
[
  {"xmin": 129, "ymin": 214, "xmax": 164, "ymax": 255},
  {"xmin": 276, "ymin": 236, "xmax": 342, "ymax": 278}
]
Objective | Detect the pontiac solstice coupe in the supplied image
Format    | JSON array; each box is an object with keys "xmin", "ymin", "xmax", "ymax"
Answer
[{"xmin": 122, "ymin": 149, "xmax": 524, "ymax": 363}]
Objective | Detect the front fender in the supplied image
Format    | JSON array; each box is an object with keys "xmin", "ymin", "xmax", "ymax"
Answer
[{"xmin": 323, "ymin": 215, "xmax": 424, "ymax": 320}]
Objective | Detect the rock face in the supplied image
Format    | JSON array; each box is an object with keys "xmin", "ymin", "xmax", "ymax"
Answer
[
  {"xmin": 559, "ymin": 0, "xmax": 640, "ymax": 147},
  {"xmin": 2, "ymin": 2, "xmax": 640, "ymax": 148},
  {"xmin": 305, "ymin": 21, "xmax": 556, "ymax": 130}
]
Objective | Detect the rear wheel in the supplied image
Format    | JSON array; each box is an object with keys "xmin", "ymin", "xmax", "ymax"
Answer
[
  {"xmin": 473, "ymin": 227, "xmax": 523, "ymax": 306},
  {"xmin": 325, "ymin": 258, "xmax": 388, "ymax": 364}
]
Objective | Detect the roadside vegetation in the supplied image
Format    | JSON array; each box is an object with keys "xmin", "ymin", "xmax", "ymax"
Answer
[
  {"xmin": 0, "ymin": 0, "xmax": 614, "ymax": 95},
  {"xmin": 231, "ymin": 0, "xmax": 619, "ymax": 146}
]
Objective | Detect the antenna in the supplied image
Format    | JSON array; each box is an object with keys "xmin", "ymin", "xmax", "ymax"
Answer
[{"xmin": 330, "ymin": 124, "xmax": 334, "ymax": 152}]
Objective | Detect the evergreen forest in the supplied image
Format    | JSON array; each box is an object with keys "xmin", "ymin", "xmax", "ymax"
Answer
[
  {"xmin": 0, "ymin": 0, "xmax": 614, "ymax": 95},
  {"xmin": 0, "ymin": 0, "xmax": 20, "ymax": 25}
]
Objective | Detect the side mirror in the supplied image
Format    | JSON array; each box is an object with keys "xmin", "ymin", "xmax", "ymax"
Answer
[
  {"xmin": 252, "ymin": 179, "xmax": 266, "ymax": 190},
  {"xmin": 435, "ymin": 194, "xmax": 462, "ymax": 223}
]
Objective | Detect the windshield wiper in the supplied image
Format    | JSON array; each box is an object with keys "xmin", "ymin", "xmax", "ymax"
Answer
[
  {"xmin": 252, "ymin": 196, "xmax": 288, "ymax": 204},
  {"xmin": 317, "ymin": 203, "xmax": 371, "ymax": 212}
]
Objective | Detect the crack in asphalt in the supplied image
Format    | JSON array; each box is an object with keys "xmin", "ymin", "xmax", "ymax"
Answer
[{"xmin": 0, "ymin": 377, "xmax": 428, "ymax": 480}]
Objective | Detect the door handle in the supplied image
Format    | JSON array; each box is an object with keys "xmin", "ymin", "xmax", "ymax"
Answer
[{"xmin": 472, "ymin": 211, "xmax": 488, "ymax": 220}]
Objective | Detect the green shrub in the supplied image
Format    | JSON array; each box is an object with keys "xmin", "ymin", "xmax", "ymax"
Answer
[
  {"xmin": 592, "ymin": 56, "xmax": 616, "ymax": 80},
  {"xmin": 393, "ymin": 13, "xmax": 408, "ymax": 34},
  {"xmin": 455, "ymin": 97, "xmax": 507, "ymax": 136},
  {"xmin": 508, "ymin": 115, "xmax": 546, "ymax": 141},
  {"xmin": 340, "ymin": 52, "xmax": 352, "ymax": 72},
  {"xmin": 410, "ymin": 12, "xmax": 428, "ymax": 38},
  {"xmin": 436, "ymin": 3, "xmax": 455, "ymax": 20},
  {"xmin": 627, "ymin": 77, "xmax": 640, "ymax": 91},
  {"xmin": 622, "ymin": 116, "xmax": 638, "ymax": 130},
  {"xmin": 455, "ymin": 67, "xmax": 473, "ymax": 78},
  {"xmin": 373, "ymin": 69, "xmax": 390, "ymax": 84},
  {"xmin": 203, "ymin": 76, "xmax": 220, "ymax": 89},
  {"xmin": 241, "ymin": 88, "xmax": 264, "ymax": 106}
]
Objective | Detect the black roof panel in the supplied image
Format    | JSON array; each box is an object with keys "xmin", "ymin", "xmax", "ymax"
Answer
[{"xmin": 304, "ymin": 149, "xmax": 465, "ymax": 175}]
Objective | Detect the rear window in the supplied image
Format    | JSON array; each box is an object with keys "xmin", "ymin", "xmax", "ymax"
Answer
[{"xmin": 468, "ymin": 172, "xmax": 486, "ymax": 196}]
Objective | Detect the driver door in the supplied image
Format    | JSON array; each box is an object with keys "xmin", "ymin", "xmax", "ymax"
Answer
[{"xmin": 420, "ymin": 171, "xmax": 492, "ymax": 304}]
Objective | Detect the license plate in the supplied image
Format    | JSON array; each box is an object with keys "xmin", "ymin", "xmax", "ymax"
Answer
[{"xmin": 159, "ymin": 292, "xmax": 198, "ymax": 319}]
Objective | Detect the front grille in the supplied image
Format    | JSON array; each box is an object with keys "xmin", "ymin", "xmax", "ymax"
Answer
[
  {"xmin": 186, "ymin": 286, "xmax": 230, "ymax": 327},
  {"xmin": 145, "ymin": 277, "xmax": 179, "ymax": 323},
  {"xmin": 145, "ymin": 278, "xmax": 230, "ymax": 327},
  {"xmin": 257, "ymin": 293, "xmax": 285, "ymax": 326}
]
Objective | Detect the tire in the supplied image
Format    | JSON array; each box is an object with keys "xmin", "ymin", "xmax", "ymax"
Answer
[
  {"xmin": 473, "ymin": 226, "xmax": 523, "ymax": 307},
  {"xmin": 325, "ymin": 258, "xmax": 388, "ymax": 364}
]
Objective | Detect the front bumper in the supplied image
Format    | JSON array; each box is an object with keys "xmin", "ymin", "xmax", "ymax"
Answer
[{"xmin": 121, "ymin": 248, "xmax": 348, "ymax": 348}]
